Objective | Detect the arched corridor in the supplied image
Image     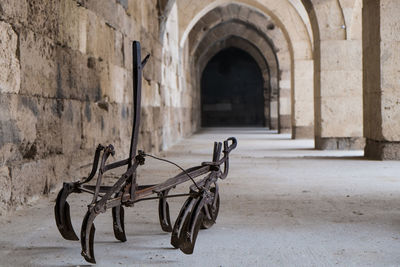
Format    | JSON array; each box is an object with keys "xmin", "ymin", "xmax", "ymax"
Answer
[
  {"xmin": 1, "ymin": 0, "xmax": 400, "ymax": 265},
  {"xmin": 201, "ymin": 48, "xmax": 265, "ymax": 127},
  {"xmin": 1, "ymin": 129, "xmax": 400, "ymax": 265}
]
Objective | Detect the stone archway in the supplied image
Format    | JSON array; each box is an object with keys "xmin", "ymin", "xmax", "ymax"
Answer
[
  {"xmin": 186, "ymin": 4, "xmax": 287, "ymax": 132},
  {"xmin": 177, "ymin": 0, "xmax": 314, "ymax": 138},
  {"xmin": 197, "ymin": 36, "xmax": 273, "ymax": 128},
  {"xmin": 201, "ymin": 47, "xmax": 265, "ymax": 127}
]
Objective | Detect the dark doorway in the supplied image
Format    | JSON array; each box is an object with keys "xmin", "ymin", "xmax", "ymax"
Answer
[{"xmin": 201, "ymin": 47, "xmax": 264, "ymax": 127}]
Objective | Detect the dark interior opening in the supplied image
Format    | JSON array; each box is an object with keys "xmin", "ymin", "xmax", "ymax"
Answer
[{"xmin": 201, "ymin": 47, "xmax": 265, "ymax": 127}]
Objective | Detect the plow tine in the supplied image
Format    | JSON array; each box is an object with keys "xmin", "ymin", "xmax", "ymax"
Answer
[
  {"xmin": 81, "ymin": 210, "xmax": 97, "ymax": 264},
  {"xmin": 171, "ymin": 196, "xmax": 195, "ymax": 248},
  {"xmin": 201, "ymin": 186, "xmax": 220, "ymax": 229},
  {"xmin": 54, "ymin": 183, "xmax": 79, "ymax": 241},
  {"xmin": 158, "ymin": 189, "xmax": 172, "ymax": 232},
  {"xmin": 179, "ymin": 197, "xmax": 206, "ymax": 255},
  {"xmin": 112, "ymin": 205, "xmax": 127, "ymax": 242}
]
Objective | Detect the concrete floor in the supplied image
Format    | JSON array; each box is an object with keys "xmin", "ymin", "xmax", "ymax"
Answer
[{"xmin": 1, "ymin": 128, "xmax": 400, "ymax": 266}]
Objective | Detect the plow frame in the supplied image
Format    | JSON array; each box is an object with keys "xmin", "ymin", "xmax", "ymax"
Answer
[{"xmin": 54, "ymin": 41, "xmax": 237, "ymax": 264}]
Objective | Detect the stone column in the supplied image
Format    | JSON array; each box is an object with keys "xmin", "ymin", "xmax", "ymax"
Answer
[
  {"xmin": 310, "ymin": 0, "xmax": 364, "ymax": 150},
  {"xmin": 292, "ymin": 59, "xmax": 314, "ymax": 139},
  {"xmin": 279, "ymin": 70, "xmax": 292, "ymax": 133},
  {"xmin": 363, "ymin": 0, "xmax": 400, "ymax": 160},
  {"xmin": 315, "ymin": 39, "xmax": 364, "ymax": 149}
]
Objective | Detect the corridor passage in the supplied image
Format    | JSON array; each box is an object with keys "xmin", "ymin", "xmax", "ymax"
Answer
[{"xmin": 1, "ymin": 128, "xmax": 400, "ymax": 266}]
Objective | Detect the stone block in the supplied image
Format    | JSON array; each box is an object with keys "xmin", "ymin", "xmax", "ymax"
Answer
[
  {"xmin": 58, "ymin": 0, "xmax": 81, "ymax": 51},
  {"xmin": 276, "ymin": 50, "xmax": 291, "ymax": 71},
  {"xmin": 381, "ymin": 92, "xmax": 400, "ymax": 141},
  {"xmin": 61, "ymin": 99, "xmax": 82, "ymax": 155},
  {"xmin": 113, "ymin": 30, "xmax": 124, "ymax": 67},
  {"xmin": 0, "ymin": 21, "xmax": 21, "ymax": 94},
  {"xmin": 15, "ymin": 95, "xmax": 39, "ymax": 158},
  {"xmin": 237, "ymin": 4, "xmax": 250, "ymax": 21},
  {"xmin": 320, "ymin": 40, "xmax": 362, "ymax": 71},
  {"xmin": 312, "ymin": 0, "xmax": 346, "ymax": 41},
  {"xmin": 126, "ymin": 3, "xmax": 142, "ymax": 36},
  {"xmin": 316, "ymin": 137, "xmax": 365, "ymax": 150},
  {"xmin": 293, "ymin": 40, "xmax": 312, "ymax": 60},
  {"xmin": 34, "ymin": 98, "xmax": 63, "ymax": 158},
  {"xmin": 365, "ymin": 138, "xmax": 400, "ymax": 160},
  {"xmin": 86, "ymin": 10, "xmax": 115, "ymax": 62},
  {"xmin": 109, "ymin": 64, "xmax": 127, "ymax": 103},
  {"xmin": 0, "ymin": 166, "xmax": 11, "ymax": 215},
  {"xmin": 19, "ymin": 27, "xmax": 57, "ymax": 97},
  {"xmin": 320, "ymin": 70, "xmax": 362, "ymax": 97},
  {"xmin": 292, "ymin": 126, "xmax": 314, "ymax": 139},
  {"xmin": 55, "ymin": 46, "xmax": 101, "ymax": 101},
  {"xmin": 26, "ymin": 0, "xmax": 59, "ymax": 39},
  {"xmin": 280, "ymin": 114, "xmax": 291, "ymax": 133},
  {"xmin": 380, "ymin": 0, "xmax": 400, "ymax": 42},
  {"xmin": 81, "ymin": 102, "xmax": 125, "ymax": 151},
  {"xmin": 294, "ymin": 99, "xmax": 314, "ymax": 127},
  {"xmin": 78, "ymin": 7, "xmax": 88, "ymax": 54},
  {"xmin": 363, "ymin": 91, "xmax": 382, "ymax": 141},
  {"xmin": 142, "ymin": 80, "xmax": 161, "ymax": 107},
  {"xmin": 10, "ymin": 159, "xmax": 52, "ymax": 206},
  {"xmin": 84, "ymin": 0, "xmax": 122, "ymax": 32},
  {"xmin": 320, "ymin": 95, "xmax": 363, "ymax": 137},
  {"xmin": 0, "ymin": 0, "xmax": 28, "ymax": 25},
  {"xmin": 0, "ymin": 95, "xmax": 21, "ymax": 163},
  {"xmin": 381, "ymin": 41, "xmax": 400, "ymax": 89},
  {"xmin": 123, "ymin": 35, "xmax": 133, "ymax": 71}
]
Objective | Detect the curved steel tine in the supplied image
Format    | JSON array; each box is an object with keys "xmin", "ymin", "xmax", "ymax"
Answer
[
  {"xmin": 80, "ymin": 209, "xmax": 97, "ymax": 264},
  {"xmin": 54, "ymin": 183, "xmax": 79, "ymax": 241},
  {"xmin": 80, "ymin": 144, "xmax": 104, "ymax": 184},
  {"xmin": 171, "ymin": 196, "xmax": 196, "ymax": 248},
  {"xmin": 203, "ymin": 202, "xmax": 212, "ymax": 221},
  {"xmin": 179, "ymin": 196, "xmax": 206, "ymax": 255},
  {"xmin": 158, "ymin": 189, "xmax": 172, "ymax": 232},
  {"xmin": 112, "ymin": 193, "xmax": 127, "ymax": 242}
]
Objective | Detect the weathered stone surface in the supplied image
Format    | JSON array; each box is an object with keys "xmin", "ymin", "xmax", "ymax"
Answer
[
  {"xmin": 292, "ymin": 126, "xmax": 314, "ymax": 139},
  {"xmin": 27, "ymin": 0, "xmax": 59, "ymax": 39},
  {"xmin": 320, "ymin": 40, "xmax": 362, "ymax": 72},
  {"xmin": 58, "ymin": 0, "xmax": 85, "ymax": 51},
  {"xmin": 320, "ymin": 95, "xmax": 363, "ymax": 137},
  {"xmin": 19, "ymin": 27, "xmax": 57, "ymax": 97},
  {"xmin": 0, "ymin": 166, "xmax": 11, "ymax": 216},
  {"xmin": 365, "ymin": 139, "xmax": 400, "ymax": 160},
  {"xmin": 363, "ymin": 0, "xmax": 400, "ymax": 158},
  {"xmin": 0, "ymin": 0, "xmax": 28, "ymax": 25},
  {"xmin": 0, "ymin": 21, "xmax": 20, "ymax": 94},
  {"xmin": 316, "ymin": 137, "xmax": 365, "ymax": 150},
  {"xmin": 0, "ymin": 0, "xmax": 187, "ymax": 215}
]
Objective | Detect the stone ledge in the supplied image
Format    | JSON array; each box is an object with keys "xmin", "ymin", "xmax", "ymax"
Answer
[
  {"xmin": 365, "ymin": 139, "xmax": 400, "ymax": 160},
  {"xmin": 315, "ymin": 137, "xmax": 365, "ymax": 150}
]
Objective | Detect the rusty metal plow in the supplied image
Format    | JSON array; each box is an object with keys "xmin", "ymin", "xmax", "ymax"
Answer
[{"xmin": 54, "ymin": 41, "xmax": 237, "ymax": 264}]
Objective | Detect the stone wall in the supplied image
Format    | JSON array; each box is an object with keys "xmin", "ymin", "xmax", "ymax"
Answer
[{"xmin": 0, "ymin": 0, "xmax": 195, "ymax": 215}]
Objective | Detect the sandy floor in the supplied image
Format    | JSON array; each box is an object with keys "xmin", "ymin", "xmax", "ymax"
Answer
[{"xmin": 1, "ymin": 128, "xmax": 400, "ymax": 266}]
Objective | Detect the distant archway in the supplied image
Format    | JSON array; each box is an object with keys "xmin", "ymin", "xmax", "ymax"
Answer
[{"xmin": 201, "ymin": 47, "xmax": 264, "ymax": 127}]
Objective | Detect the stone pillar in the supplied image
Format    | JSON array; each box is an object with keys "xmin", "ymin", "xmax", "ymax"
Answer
[
  {"xmin": 292, "ymin": 60, "xmax": 314, "ymax": 139},
  {"xmin": 315, "ymin": 39, "xmax": 364, "ymax": 149},
  {"xmin": 311, "ymin": 0, "xmax": 364, "ymax": 150},
  {"xmin": 279, "ymin": 70, "xmax": 291, "ymax": 133},
  {"xmin": 270, "ymin": 79, "xmax": 279, "ymax": 130},
  {"xmin": 363, "ymin": 0, "xmax": 400, "ymax": 160}
]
